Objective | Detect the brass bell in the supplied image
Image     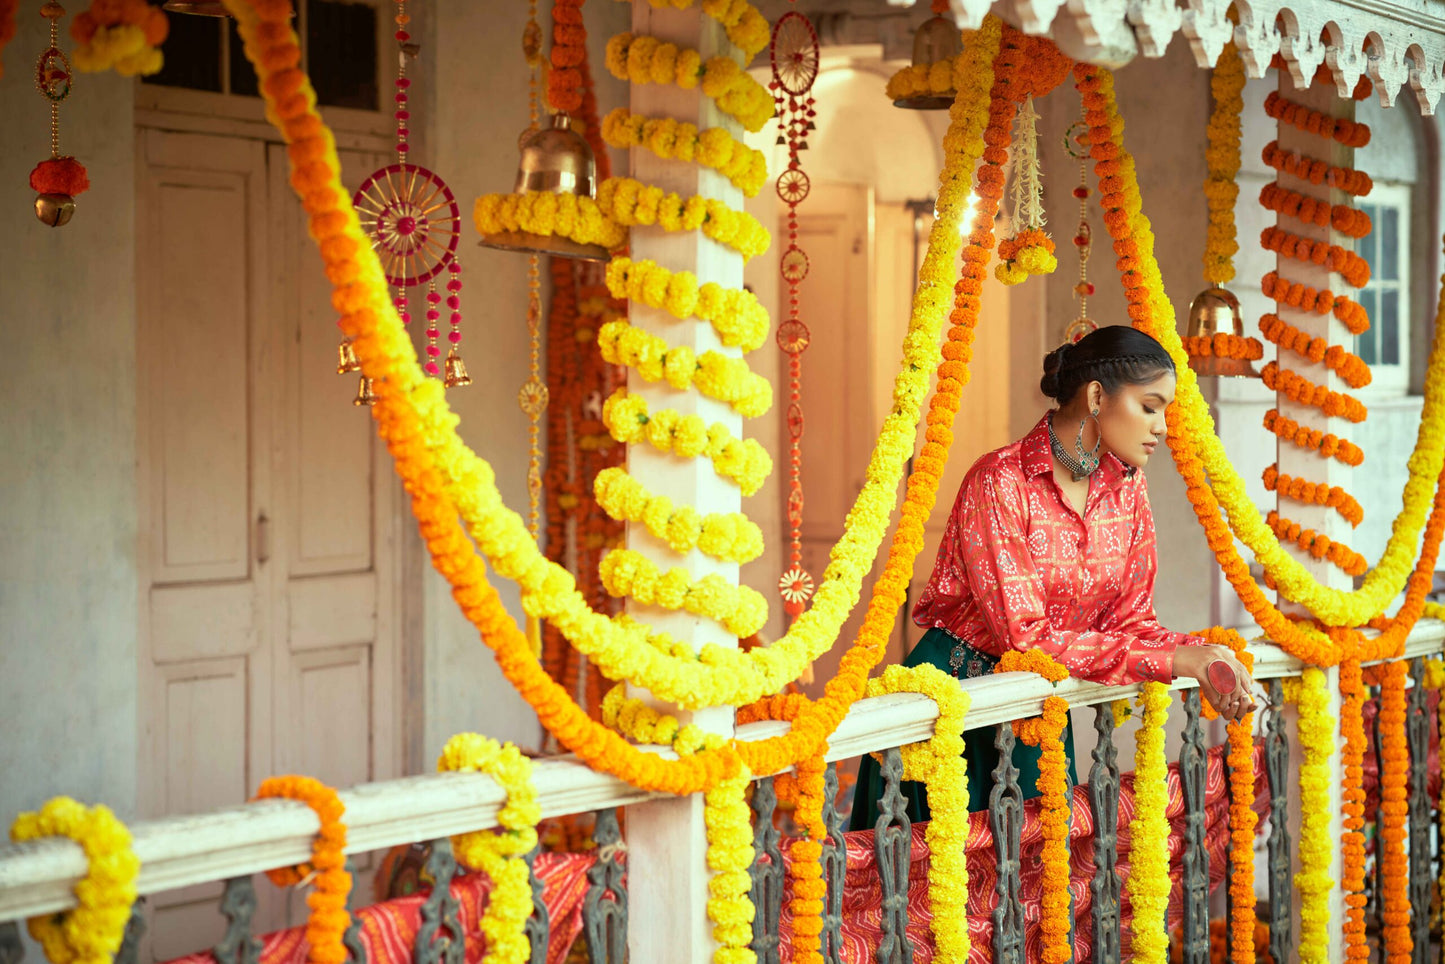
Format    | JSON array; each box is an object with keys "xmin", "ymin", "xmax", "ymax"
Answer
[
  {"xmin": 336, "ymin": 339, "xmax": 361, "ymax": 374},
  {"xmin": 478, "ymin": 112, "xmax": 610, "ymax": 262},
  {"xmin": 34, "ymin": 192, "xmax": 74, "ymax": 227},
  {"xmin": 353, "ymin": 375, "xmax": 378, "ymax": 406},
  {"xmin": 443, "ymin": 350, "xmax": 472, "ymax": 388},
  {"xmin": 1185, "ymin": 286, "xmax": 1259, "ymax": 378},
  {"xmin": 894, "ymin": 16, "xmax": 962, "ymax": 110}
]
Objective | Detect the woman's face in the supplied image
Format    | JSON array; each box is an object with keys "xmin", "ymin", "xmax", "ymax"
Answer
[{"xmin": 1084, "ymin": 370, "xmax": 1176, "ymax": 470}]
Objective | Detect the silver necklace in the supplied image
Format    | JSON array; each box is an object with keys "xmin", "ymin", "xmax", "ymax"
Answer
[{"xmin": 1047, "ymin": 410, "xmax": 1101, "ymax": 482}]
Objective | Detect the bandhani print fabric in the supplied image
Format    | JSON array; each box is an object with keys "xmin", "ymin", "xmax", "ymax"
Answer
[{"xmin": 914, "ymin": 415, "xmax": 1196, "ymax": 685}]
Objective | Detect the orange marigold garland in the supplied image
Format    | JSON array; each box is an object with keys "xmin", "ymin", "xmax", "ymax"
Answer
[
  {"xmin": 255, "ymin": 777, "xmax": 352, "ymax": 964},
  {"xmin": 1378, "ymin": 660, "xmax": 1412, "ymax": 962},
  {"xmin": 1262, "ymin": 464, "xmax": 1364, "ymax": 526},
  {"xmin": 1264, "ymin": 87, "xmax": 1371, "ymax": 148},
  {"xmin": 1336, "ymin": 645, "xmax": 1368, "ymax": 961},
  {"xmin": 1259, "ymin": 313, "xmax": 1371, "ymax": 388},
  {"xmin": 547, "ymin": 0, "xmax": 585, "ymax": 112},
  {"xmin": 1182, "ymin": 332, "xmax": 1262, "ymax": 363},
  {"xmin": 1015, "ymin": 696, "xmax": 1073, "ymax": 964},
  {"xmin": 1262, "ymin": 408, "xmax": 1364, "ymax": 466},
  {"xmin": 1265, "ymin": 510, "xmax": 1368, "ymax": 576},
  {"xmin": 1261, "ymin": 361, "xmax": 1366, "ymax": 422},
  {"xmin": 1261, "ymin": 139, "xmax": 1372, "ymax": 196},
  {"xmin": 1258, "ymin": 226, "xmax": 1370, "ymax": 289},
  {"xmin": 69, "ymin": 0, "xmax": 167, "ymax": 76}
]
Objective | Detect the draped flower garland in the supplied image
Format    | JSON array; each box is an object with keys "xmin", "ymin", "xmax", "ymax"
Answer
[
  {"xmin": 1286, "ymin": 669, "xmax": 1333, "ymax": 963},
  {"xmin": 254, "ymin": 777, "xmax": 352, "ymax": 964},
  {"xmin": 1128, "ymin": 682, "xmax": 1171, "ymax": 964}
]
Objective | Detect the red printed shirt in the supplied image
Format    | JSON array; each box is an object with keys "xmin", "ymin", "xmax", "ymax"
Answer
[{"xmin": 913, "ymin": 415, "xmax": 1196, "ymax": 685}]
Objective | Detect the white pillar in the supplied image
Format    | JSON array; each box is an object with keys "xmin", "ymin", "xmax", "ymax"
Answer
[
  {"xmin": 1273, "ymin": 69, "xmax": 1353, "ymax": 964},
  {"xmin": 620, "ymin": 7, "xmax": 745, "ymax": 964}
]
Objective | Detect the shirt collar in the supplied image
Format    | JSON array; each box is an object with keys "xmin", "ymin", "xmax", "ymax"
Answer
[{"xmin": 1024, "ymin": 413, "xmax": 1136, "ymax": 486}]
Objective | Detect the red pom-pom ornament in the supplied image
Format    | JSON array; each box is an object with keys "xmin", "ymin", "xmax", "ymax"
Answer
[{"xmin": 30, "ymin": 156, "xmax": 89, "ymax": 196}]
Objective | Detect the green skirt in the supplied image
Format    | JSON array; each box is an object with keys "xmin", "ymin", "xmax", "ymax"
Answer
[{"xmin": 847, "ymin": 627, "xmax": 1079, "ymax": 830}]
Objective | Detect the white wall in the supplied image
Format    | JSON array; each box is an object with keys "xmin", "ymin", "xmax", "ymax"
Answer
[{"xmin": 0, "ymin": 16, "xmax": 139, "ymax": 821}]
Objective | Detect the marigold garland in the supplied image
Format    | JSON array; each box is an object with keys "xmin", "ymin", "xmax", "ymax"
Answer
[
  {"xmin": 886, "ymin": 58, "xmax": 957, "ymax": 103},
  {"xmin": 1263, "ymin": 463, "xmax": 1364, "ymax": 526},
  {"xmin": 598, "ymin": 546, "xmax": 768, "ymax": 637},
  {"xmin": 1287, "ymin": 668, "xmax": 1333, "ymax": 963},
  {"xmin": 1015, "ymin": 695, "xmax": 1073, "ymax": 963},
  {"xmin": 1337, "ymin": 649, "xmax": 1368, "ymax": 961},
  {"xmin": 1378, "ymin": 660, "xmax": 1412, "ymax": 962},
  {"xmin": 436, "ymin": 735, "xmax": 539, "ymax": 964},
  {"xmin": 619, "ymin": 0, "xmax": 769, "ymax": 62},
  {"xmin": 69, "ymin": 0, "xmax": 167, "ymax": 76},
  {"xmin": 9, "ymin": 798, "xmax": 139, "ymax": 964},
  {"xmin": 1203, "ymin": 41, "xmax": 1244, "ymax": 285},
  {"xmin": 600, "ymin": 108, "xmax": 768, "ymax": 196},
  {"xmin": 1262, "ymin": 407, "xmax": 1364, "ymax": 466},
  {"xmin": 1264, "ymin": 88, "xmax": 1371, "ymax": 148},
  {"xmin": 596, "ymin": 176, "xmax": 770, "ymax": 260},
  {"xmin": 593, "ymin": 466, "xmax": 763, "ymax": 563},
  {"xmin": 1128, "ymin": 682, "xmax": 1171, "ymax": 964},
  {"xmin": 473, "ymin": 191, "xmax": 626, "ymax": 252},
  {"xmin": 1259, "ymin": 313, "xmax": 1371, "ymax": 388},
  {"xmin": 995, "ymin": 647, "xmax": 1069, "ymax": 682},
  {"xmin": 605, "ymin": 257, "xmax": 770, "ymax": 351},
  {"xmin": 1259, "ymin": 226, "xmax": 1370, "ymax": 289},
  {"xmin": 1261, "ymin": 139, "xmax": 1373, "ymax": 196},
  {"xmin": 596, "ymin": 318, "xmax": 773, "ymax": 417},
  {"xmin": 1224, "ymin": 714, "xmax": 1257, "ymax": 964},
  {"xmin": 1266, "ymin": 509, "xmax": 1368, "ymax": 576},
  {"xmin": 600, "ymin": 388, "xmax": 772, "ymax": 495},
  {"xmin": 254, "ymin": 777, "xmax": 351, "ymax": 964},
  {"xmin": 1259, "ymin": 181, "xmax": 1371, "ymax": 238},
  {"xmin": 1182, "ymin": 333, "xmax": 1262, "ymax": 362},
  {"xmin": 603, "ymin": 32, "xmax": 773, "ymax": 132},
  {"xmin": 1261, "ymin": 361, "xmax": 1366, "ymax": 422},
  {"xmin": 864, "ymin": 665, "xmax": 972, "ymax": 962}
]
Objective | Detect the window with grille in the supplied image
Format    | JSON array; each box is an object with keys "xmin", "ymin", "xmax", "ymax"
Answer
[
  {"xmin": 141, "ymin": 0, "xmax": 380, "ymax": 112},
  {"xmin": 1355, "ymin": 182, "xmax": 1411, "ymax": 394}
]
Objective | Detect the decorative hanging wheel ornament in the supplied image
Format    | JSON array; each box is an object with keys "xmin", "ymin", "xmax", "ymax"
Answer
[
  {"xmin": 29, "ymin": 2, "xmax": 86, "ymax": 227},
  {"xmin": 1061, "ymin": 118, "xmax": 1097, "ymax": 345},
  {"xmin": 770, "ymin": 10, "xmax": 820, "ymax": 620},
  {"xmin": 344, "ymin": 0, "xmax": 469, "ymax": 402}
]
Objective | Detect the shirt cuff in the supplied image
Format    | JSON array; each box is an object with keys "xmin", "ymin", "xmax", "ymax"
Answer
[{"xmin": 1128, "ymin": 636, "xmax": 1184, "ymax": 685}]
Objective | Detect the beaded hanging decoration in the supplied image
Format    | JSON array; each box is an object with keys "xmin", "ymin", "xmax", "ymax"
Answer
[
  {"xmin": 1062, "ymin": 117, "xmax": 1098, "ymax": 344},
  {"xmin": 769, "ymin": 11, "xmax": 819, "ymax": 619},
  {"xmin": 345, "ymin": 0, "xmax": 468, "ymax": 405},
  {"xmin": 29, "ymin": 2, "xmax": 86, "ymax": 228}
]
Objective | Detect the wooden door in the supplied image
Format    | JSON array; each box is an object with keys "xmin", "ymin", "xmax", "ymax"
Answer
[{"xmin": 137, "ymin": 129, "xmax": 400, "ymax": 959}]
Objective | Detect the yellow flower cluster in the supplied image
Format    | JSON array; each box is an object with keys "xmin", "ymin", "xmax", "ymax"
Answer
[
  {"xmin": 473, "ymin": 191, "xmax": 626, "ymax": 251},
  {"xmin": 1289, "ymin": 668, "xmax": 1334, "ymax": 961},
  {"xmin": 599, "ymin": 686, "xmax": 755, "ymax": 964},
  {"xmin": 601, "ymin": 108, "xmax": 769, "ymax": 197},
  {"xmin": 1127, "ymin": 683, "xmax": 1172, "ymax": 964},
  {"xmin": 885, "ymin": 59, "xmax": 956, "ymax": 103},
  {"xmin": 605, "ymin": 257, "xmax": 770, "ymax": 351},
  {"xmin": 436, "ymin": 734, "xmax": 539, "ymax": 964},
  {"xmin": 599, "ymin": 547, "xmax": 768, "ymax": 637},
  {"xmin": 601, "ymin": 389, "xmax": 772, "ymax": 495},
  {"xmin": 619, "ymin": 0, "xmax": 771, "ymax": 62},
  {"xmin": 594, "ymin": 467, "xmax": 764, "ymax": 563},
  {"xmin": 71, "ymin": 24, "xmax": 161, "ymax": 76},
  {"xmin": 10, "ymin": 797, "xmax": 139, "ymax": 964},
  {"xmin": 597, "ymin": 177, "xmax": 771, "ymax": 261},
  {"xmin": 604, "ymin": 33, "xmax": 773, "ymax": 132},
  {"xmin": 597, "ymin": 318, "xmax": 772, "ymax": 416},
  {"xmin": 1203, "ymin": 42, "xmax": 1244, "ymax": 285},
  {"xmin": 865, "ymin": 666, "xmax": 972, "ymax": 962},
  {"xmin": 1090, "ymin": 64, "xmax": 1445, "ymax": 630}
]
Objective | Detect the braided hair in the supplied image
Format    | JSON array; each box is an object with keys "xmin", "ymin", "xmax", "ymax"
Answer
[{"xmin": 1039, "ymin": 326, "xmax": 1175, "ymax": 404}]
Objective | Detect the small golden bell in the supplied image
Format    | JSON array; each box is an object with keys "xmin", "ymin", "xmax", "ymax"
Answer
[
  {"xmin": 1185, "ymin": 286, "xmax": 1259, "ymax": 378},
  {"xmin": 894, "ymin": 16, "xmax": 962, "ymax": 110},
  {"xmin": 353, "ymin": 375, "xmax": 378, "ymax": 406},
  {"xmin": 443, "ymin": 350, "xmax": 472, "ymax": 388},
  {"xmin": 34, "ymin": 192, "xmax": 74, "ymax": 227},
  {"xmin": 336, "ymin": 339, "xmax": 361, "ymax": 374}
]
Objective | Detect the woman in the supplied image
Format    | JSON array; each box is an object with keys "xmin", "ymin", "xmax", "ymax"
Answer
[{"xmin": 850, "ymin": 325, "xmax": 1256, "ymax": 828}]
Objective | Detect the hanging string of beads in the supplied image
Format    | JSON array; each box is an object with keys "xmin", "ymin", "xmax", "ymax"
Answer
[
  {"xmin": 770, "ymin": 12, "xmax": 820, "ymax": 619},
  {"xmin": 30, "ymin": 2, "xmax": 86, "ymax": 228},
  {"xmin": 1061, "ymin": 117, "xmax": 1096, "ymax": 343}
]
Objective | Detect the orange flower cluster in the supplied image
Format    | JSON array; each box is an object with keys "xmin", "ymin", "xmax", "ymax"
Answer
[
  {"xmin": 1181, "ymin": 333, "xmax": 1262, "ymax": 362},
  {"xmin": 1013, "ymin": 34, "xmax": 1073, "ymax": 100},
  {"xmin": 547, "ymin": 0, "xmax": 586, "ymax": 112},
  {"xmin": 1259, "ymin": 182, "xmax": 1371, "ymax": 238},
  {"xmin": 1266, "ymin": 510, "xmax": 1368, "ymax": 576},
  {"xmin": 1262, "ymin": 463, "xmax": 1364, "ymax": 526},
  {"xmin": 1261, "ymin": 361, "xmax": 1367, "ymax": 423},
  {"xmin": 1225, "ymin": 711, "xmax": 1256, "ymax": 964},
  {"xmin": 995, "ymin": 647, "xmax": 1069, "ymax": 682},
  {"xmin": 1262, "ymin": 408, "xmax": 1364, "ymax": 466},
  {"xmin": 996, "ymin": 228, "xmax": 1055, "ymax": 263},
  {"xmin": 1259, "ymin": 225, "xmax": 1370, "ymax": 288},
  {"xmin": 1378, "ymin": 660, "xmax": 1412, "ymax": 963},
  {"xmin": 1014, "ymin": 696, "xmax": 1071, "ymax": 964},
  {"xmin": 1259, "ymin": 268, "xmax": 1331, "ymax": 314},
  {"xmin": 1169, "ymin": 919, "xmax": 1272, "ymax": 964},
  {"xmin": 1260, "ymin": 140, "xmax": 1372, "ymax": 196},
  {"xmin": 1259, "ymin": 313, "xmax": 1371, "ymax": 388},
  {"xmin": 255, "ymin": 777, "xmax": 352, "ymax": 964},
  {"xmin": 1263, "ymin": 89, "xmax": 1371, "ymax": 148},
  {"xmin": 1336, "ymin": 648, "xmax": 1368, "ymax": 960},
  {"xmin": 28, "ymin": 157, "xmax": 90, "ymax": 197}
]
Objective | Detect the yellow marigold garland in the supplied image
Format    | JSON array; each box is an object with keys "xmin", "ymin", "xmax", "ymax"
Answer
[
  {"xmin": 603, "ymin": 32, "xmax": 773, "ymax": 132},
  {"xmin": 69, "ymin": 0, "xmax": 167, "ymax": 76},
  {"xmin": 886, "ymin": 58, "xmax": 957, "ymax": 104},
  {"xmin": 254, "ymin": 777, "xmax": 351, "ymax": 964},
  {"xmin": 9, "ymin": 798, "xmax": 140, "ymax": 964},
  {"xmin": 600, "ymin": 108, "xmax": 768, "ymax": 197},
  {"xmin": 1286, "ymin": 668, "xmax": 1333, "ymax": 963},
  {"xmin": 600, "ymin": 389, "xmax": 772, "ymax": 495},
  {"xmin": 596, "ymin": 177, "xmax": 770, "ymax": 261},
  {"xmin": 473, "ymin": 191, "xmax": 626, "ymax": 252},
  {"xmin": 598, "ymin": 547, "xmax": 768, "ymax": 637},
  {"xmin": 596, "ymin": 319, "xmax": 773, "ymax": 417},
  {"xmin": 593, "ymin": 466, "xmax": 763, "ymax": 563},
  {"xmin": 865, "ymin": 665, "xmax": 972, "ymax": 963},
  {"xmin": 436, "ymin": 735, "xmax": 539, "ymax": 964},
  {"xmin": 618, "ymin": 0, "xmax": 770, "ymax": 62},
  {"xmin": 1128, "ymin": 682, "xmax": 1170, "ymax": 964},
  {"xmin": 604, "ymin": 257, "xmax": 769, "ymax": 351}
]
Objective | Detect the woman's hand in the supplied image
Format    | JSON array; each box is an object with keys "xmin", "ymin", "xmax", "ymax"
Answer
[{"xmin": 1173, "ymin": 643, "xmax": 1257, "ymax": 723}]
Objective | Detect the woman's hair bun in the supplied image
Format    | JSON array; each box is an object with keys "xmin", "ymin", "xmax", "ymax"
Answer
[
  {"xmin": 1037, "ymin": 326, "xmax": 1175, "ymax": 404},
  {"xmin": 1039, "ymin": 342, "xmax": 1072, "ymax": 401}
]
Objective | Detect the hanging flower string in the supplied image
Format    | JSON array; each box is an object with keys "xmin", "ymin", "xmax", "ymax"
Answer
[
  {"xmin": 30, "ymin": 2, "xmax": 87, "ymax": 228},
  {"xmin": 995, "ymin": 95, "xmax": 1056, "ymax": 286},
  {"xmin": 254, "ymin": 777, "xmax": 352, "ymax": 964},
  {"xmin": 9, "ymin": 798, "xmax": 139, "ymax": 964},
  {"xmin": 1379, "ymin": 660, "xmax": 1412, "ymax": 962},
  {"xmin": 69, "ymin": 0, "xmax": 165, "ymax": 76},
  {"xmin": 1127, "ymin": 682, "xmax": 1170, "ymax": 964},
  {"xmin": 1284, "ymin": 669, "xmax": 1333, "ymax": 962}
]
